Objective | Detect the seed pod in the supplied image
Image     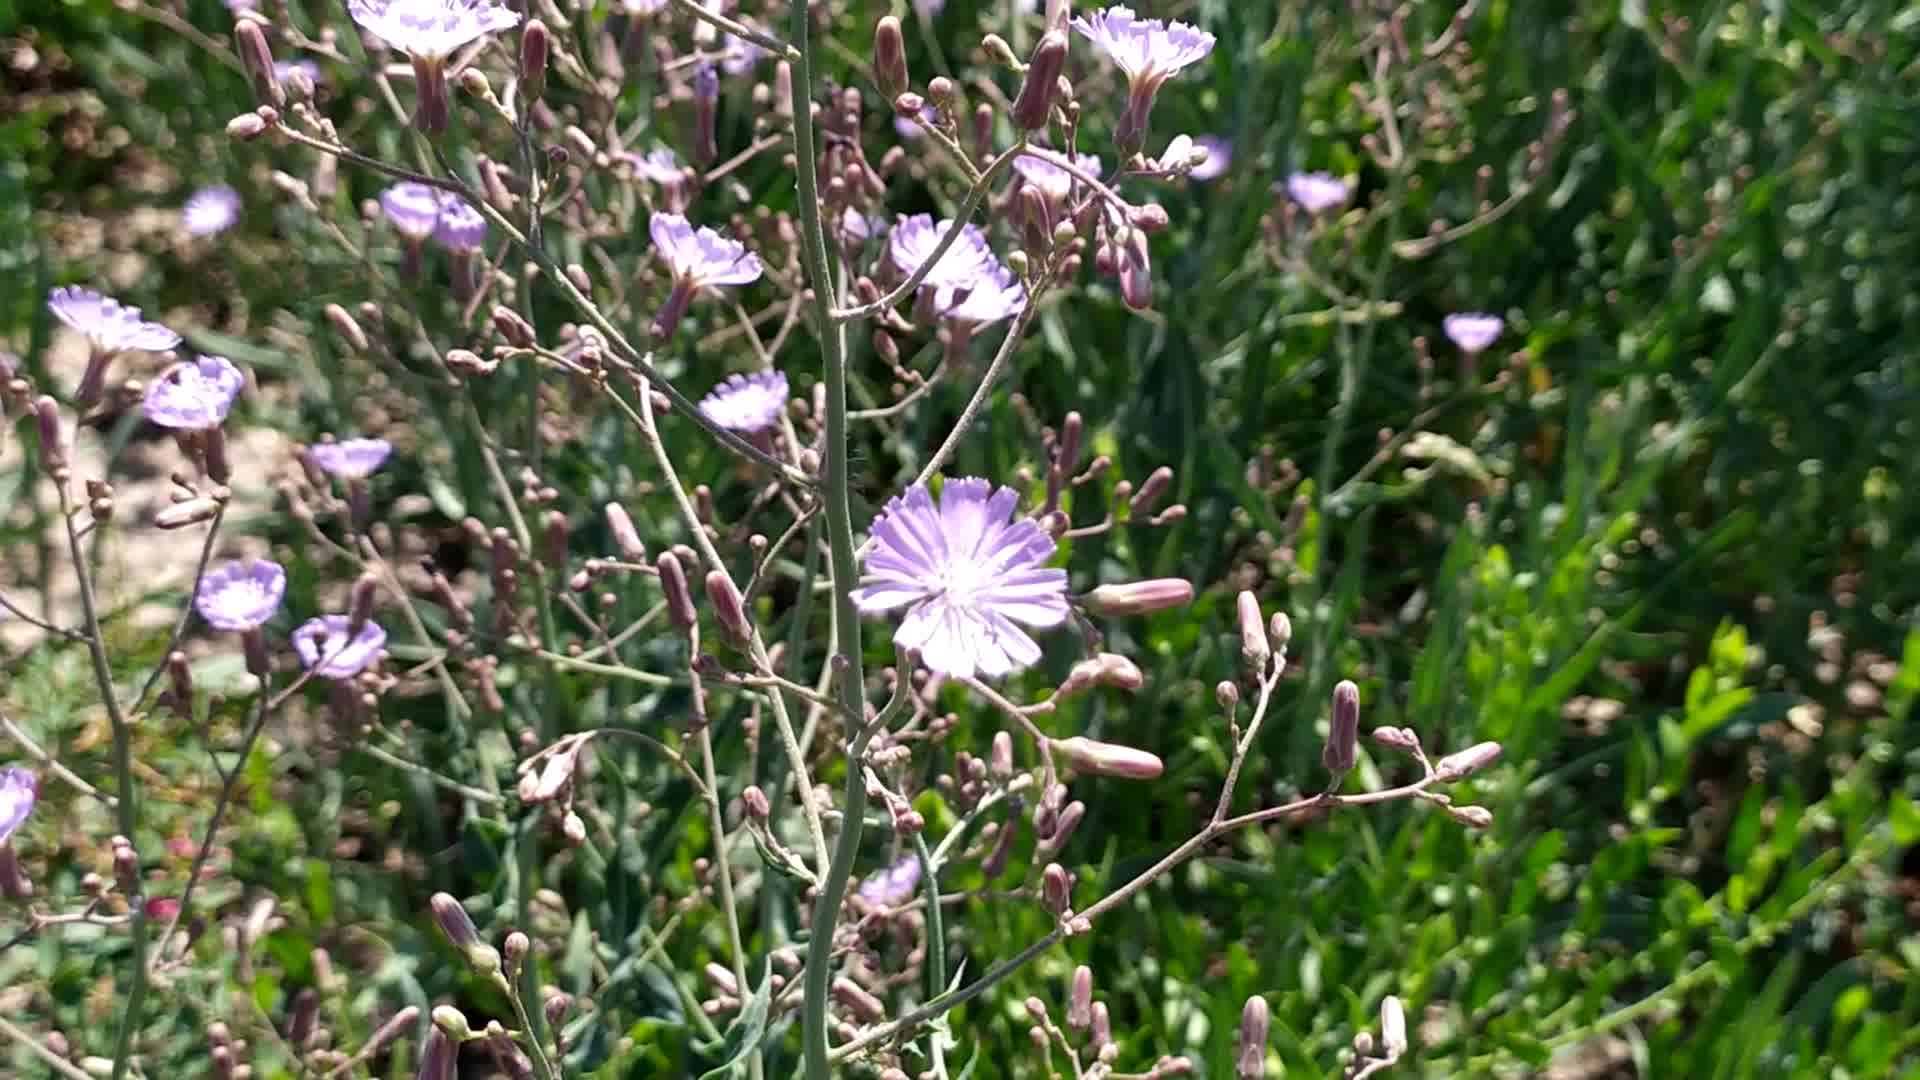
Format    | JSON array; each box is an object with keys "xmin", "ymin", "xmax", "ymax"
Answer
[
  {"xmin": 1012, "ymin": 31, "xmax": 1069, "ymax": 131},
  {"xmin": 657, "ymin": 551, "xmax": 696, "ymax": 630},
  {"xmin": 1236, "ymin": 995, "xmax": 1270, "ymax": 1079},
  {"xmin": 874, "ymin": 17, "xmax": 909, "ymax": 100},
  {"xmin": 1324, "ymin": 680, "xmax": 1359, "ymax": 779}
]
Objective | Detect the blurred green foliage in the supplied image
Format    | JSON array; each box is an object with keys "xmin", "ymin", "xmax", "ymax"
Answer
[{"xmin": 4, "ymin": 0, "xmax": 1920, "ymax": 1077}]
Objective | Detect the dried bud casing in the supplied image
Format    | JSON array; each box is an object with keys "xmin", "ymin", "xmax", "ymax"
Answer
[
  {"xmin": 520, "ymin": 20, "xmax": 550, "ymax": 103},
  {"xmin": 1324, "ymin": 679, "xmax": 1360, "ymax": 779},
  {"xmin": 1236, "ymin": 996, "xmax": 1270, "ymax": 1079},
  {"xmin": 874, "ymin": 17, "xmax": 909, "ymax": 100},
  {"xmin": 1236, "ymin": 591, "xmax": 1270, "ymax": 674},
  {"xmin": 704, "ymin": 570, "xmax": 749, "ymax": 642},
  {"xmin": 1012, "ymin": 31, "xmax": 1069, "ymax": 131},
  {"xmin": 657, "ymin": 552, "xmax": 696, "ymax": 629},
  {"xmin": 235, "ymin": 18, "xmax": 284, "ymax": 108},
  {"xmin": 1433, "ymin": 740, "xmax": 1502, "ymax": 782},
  {"xmin": 1081, "ymin": 578, "xmax": 1194, "ymax": 616},
  {"xmin": 1049, "ymin": 736, "xmax": 1163, "ymax": 780}
]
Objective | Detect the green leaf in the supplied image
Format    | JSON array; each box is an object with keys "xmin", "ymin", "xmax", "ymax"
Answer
[
  {"xmin": 1890, "ymin": 795, "xmax": 1920, "ymax": 847},
  {"xmin": 698, "ymin": 963, "xmax": 772, "ymax": 1080}
]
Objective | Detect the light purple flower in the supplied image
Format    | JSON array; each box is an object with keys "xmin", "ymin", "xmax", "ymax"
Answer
[
  {"xmin": 650, "ymin": 213, "xmax": 764, "ymax": 288},
  {"xmin": 620, "ymin": 0, "xmax": 668, "ymax": 12},
  {"xmin": 196, "ymin": 558, "xmax": 288, "ymax": 632},
  {"xmin": 381, "ymin": 181, "xmax": 443, "ymax": 241},
  {"xmin": 624, "ymin": 146, "xmax": 684, "ymax": 185},
  {"xmin": 1286, "ymin": 171, "xmax": 1351, "ymax": 215},
  {"xmin": 720, "ymin": 33, "xmax": 769, "ymax": 76},
  {"xmin": 893, "ymin": 104, "xmax": 938, "ymax": 141},
  {"xmin": 888, "ymin": 213, "xmax": 998, "ymax": 292},
  {"xmin": 857, "ymin": 855, "xmax": 922, "ymax": 906},
  {"xmin": 698, "ymin": 371, "xmax": 789, "ymax": 433},
  {"xmin": 0, "ymin": 768, "xmax": 35, "ymax": 846},
  {"xmin": 183, "ymin": 185, "xmax": 242, "ymax": 237},
  {"xmin": 939, "ymin": 261, "xmax": 1026, "ymax": 327},
  {"xmin": 1072, "ymin": 6, "xmax": 1215, "ymax": 149},
  {"xmin": 275, "ymin": 59, "xmax": 322, "ymax": 86},
  {"xmin": 346, "ymin": 0, "xmax": 520, "ymax": 61},
  {"xmin": 143, "ymin": 356, "xmax": 244, "ymax": 430},
  {"xmin": 1189, "ymin": 136, "xmax": 1231, "ymax": 181},
  {"xmin": 838, "ymin": 208, "xmax": 888, "ymax": 245},
  {"xmin": 432, "ymin": 195, "xmax": 487, "ymax": 253},
  {"xmin": 292, "ymin": 615, "xmax": 387, "ymax": 680},
  {"xmin": 47, "ymin": 286, "xmax": 181, "ymax": 355},
  {"xmin": 1443, "ymin": 312, "xmax": 1504, "ymax": 355},
  {"xmin": 912, "ymin": 0, "xmax": 944, "ymax": 16},
  {"xmin": 308, "ymin": 438, "xmax": 394, "ymax": 480},
  {"xmin": 852, "ymin": 478, "xmax": 1070, "ymax": 679},
  {"xmin": 1014, "ymin": 150, "xmax": 1103, "ymax": 203}
]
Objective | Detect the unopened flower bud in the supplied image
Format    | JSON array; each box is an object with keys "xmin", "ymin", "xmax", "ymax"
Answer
[
  {"xmin": 927, "ymin": 76, "xmax": 955, "ymax": 108},
  {"xmin": 1236, "ymin": 995, "xmax": 1270, "ymax": 1079},
  {"xmin": 1236, "ymin": 591, "xmax": 1270, "ymax": 674},
  {"xmin": 226, "ymin": 111, "xmax": 268, "ymax": 140},
  {"xmin": 562, "ymin": 810, "xmax": 587, "ymax": 844},
  {"xmin": 543, "ymin": 993, "xmax": 573, "ymax": 1030},
  {"xmin": 742, "ymin": 785, "xmax": 770, "ymax": 820},
  {"xmin": 1091, "ymin": 1001, "xmax": 1112, "ymax": 1050},
  {"xmin": 1215, "ymin": 680, "xmax": 1239, "ymax": 710},
  {"xmin": 503, "ymin": 930, "xmax": 529, "ymax": 972},
  {"xmin": 34, "ymin": 396, "xmax": 64, "ymax": 471},
  {"xmin": 893, "ymin": 91, "xmax": 926, "ymax": 118},
  {"xmin": 483, "ymin": 1021, "xmax": 535, "ymax": 1080},
  {"xmin": 1323, "ymin": 679, "xmax": 1360, "ymax": 779},
  {"xmin": 1128, "ymin": 202, "xmax": 1170, "ymax": 233},
  {"xmin": 657, "ymin": 551, "xmax": 695, "ymax": 629},
  {"xmin": 1068, "ymin": 966, "xmax": 1093, "ymax": 1029},
  {"xmin": 417, "ymin": 1025, "xmax": 455, "ymax": 1080},
  {"xmin": 325, "ymin": 303, "xmax": 369, "ymax": 353},
  {"xmin": 1380, "ymin": 995, "xmax": 1408, "ymax": 1057},
  {"xmin": 235, "ymin": 18, "xmax": 284, "ymax": 108},
  {"xmin": 1268, "ymin": 611, "xmax": 1292, "ymax": 653},
  {"xmin": 432, "ymin": 1004, "xmax": 473, "ymax": 1041},
  {"xmin": 1434, "ymin": 741, "xmax": 1502, "ymax": 782},
  {"xmin": 604, "ymin": 502, "xmax": 646, "ymax": 560},
  {"xmin": 1082, "ymin": 578, "xmax": 1193, "ymax": 616},
  {"xmin": 990, "ymin": 730, "xmax": 1014, "ymax": 779},
  {"xmin": 1371, "ymin": 726, "xmax": 1420, "ymax": 751},
  {"xmin": 1129, "ymin": 465, "xmax": 1173, "ymax": 514},
  {"xmin": 520, "ymin": 19, "xmax": 550, "ymax": 103},
  {"xmin": 1041, "ymin": 862, "xmax": 1071, "ymax": 914},
  {"xmin": 1449, "ymin": 804, "xmax": 1494, "ymax": 829},
  {"xmin": 705, "ymin": 570, "xmax": 749, "ymax": 642},
  {"xmin": 1050, "ymin": 736, "xmax": 1163, "ymax": 780},
  {"xmin": 347, "ymin": 573, "xmax": 379, "ymax": 637},
  {"xmin": 459, "ymin": 66, "xmax": 491, "ymax": 99},
  {"xmin": 430, "ymin": 892, "xmax": 480, "ymax": 950},
  {"xmin": 1012, "ymin": 31, "xmax": 1068, "ymax": 131},
  {"xmin": 493, "ymin": 305, "xmax": 537, "ymax": 348},
  {"xmin": 832, "ymin": 978, "xmax": 886, "ymax": 1022},
  {"xmin": 874, "ymin": 16, "xmax": 909, "ymax": 100},
  {"xmin": 156, "ymin": 497, "xmax": 223, "ymax": 529},
  {"xmin": 1057, "ymin": 652, "xmax": 1145, "ymax": 697}
]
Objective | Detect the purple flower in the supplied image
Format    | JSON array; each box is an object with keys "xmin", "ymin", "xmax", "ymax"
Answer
[
  {"xmin": 698, "ymin": 371, "xmax": 789, "ymax": 434},
  {"xmin": 650, "ymin": 213, "xmax": 764, "ymax": 288},
  {"xmin": 308, "ymin": 437, "xmax": 394, "ymax": 480},
  {"xmin": 720, "ymin": 33, "xmax": 770, "ymax": 76},
  {"xmin": 432, "ymin": 195, "xmax": 487, "ymax": 253},
  {"xmin": 195, "ymin": 558, "xmax": 288, "ymax": 632},
  {"xmin": 1072, "ymin": 6, "xmax": 1215, "ymax": 150},
  {"xmin": 381, "ymin": 181, "xmax": 444, "ymax": 242},
  {"xmin": 1189, "ymin": 136, "xmax": 1231, "ymax": 181},
  {"xmin": 838, "ymin": 208, "xmax": 888, "ymax": 245},
  {"xmin": 346, "ymin": 0, "xmax": 520, "ymax": 61},
  {"xmin": 893, "ymin": 104, "xmax": 938, "ymax": 141},
  {"xmin": 143, "ymin": 356, "xmax": 244, "ymax": 430},
  {"xmin": 888, "ymin": 213, "xmax": 998, "ymax": 292},
  {"xmin": 939, "ymin": 261, "xmax": 1026, "ymax": 327},
  {"xmin": 852, "ymin": 478, "xmax": 1070, "ymax": 679},
  {"xmin": 0, "ymin": 768, "xmax": 35, "ymax": 846},
  {"xmin": 1443, "ymin": 312, "xmax": 1504, "ymax": 355},
  {"xmin": 275, "ymin": 59, "xmax": 322, "ymax": 86},
  {"xmin": 292, "ymin": 615, "xmax": 387, "ymax": 679},
  {"xmin": 624, "ymin": 146, "xmax": 684, "ymax": 185},
  {"xmin": 1014, "ymin": 150, "xmax": 1103, "ymax": 203},
  {"xmin": 47, "ymin": 286, "xmax": 181, "ymax": 355},
  {"xmin": 856, "ymin": 855, "xmax": 922, "ymax": 906},
  {"xmin": 183, "ymin": 185, "xmax": 242, "ymax": 237},
  {"xmin": 1286, "ymin": 171, "xmax": 1351, "ymax": 215}
]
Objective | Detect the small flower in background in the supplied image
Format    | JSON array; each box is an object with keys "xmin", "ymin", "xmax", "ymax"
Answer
[
  {"xmin": 1072, "ymin": 5, "xmax": 1216, "ymax": 153},
  {"xmin": 838, "ymin": 207, "xmax": 888, "ymax": 246},
  {"xmin": 1286, "ymin": 171, "xmax": 1351, "ymax": 215},
  {"xmin": 275, "ymin": 58, "xmax": 322, "ymax": 87},
  {"xmin": 939, "ymin": 261, "xmax": 1027, "ymax": 327},
  {"xmin": 380, "ymin": 181, "xmax": 443, "ymax": 277},
  {"xmin": 720, "ymin": 34, "xmax": 769, "ymax": 76},
  {"xmin": 1014, "ymin": 150, "xmax": 1103, "ymax": 204},
  {"xmin": 47, "ymin": 286, "xmax": 181, "ymax": 356},
  {"xmin": 621, "ymin": 146, "xmax": 691, "ymax": 211},
  {"xmin": 308, "ymin": 437, "xmax": 395, "ymax": 480},
  {"xmin": 1190, "ymin": 135, "xmax": 1231, "ymax": 181},
  {"xmin": 346, "ymin": 0, "xmax": 521, "ymax": 134},
  {"xmin": 852, "ymin": 478, "xmax": 1071, "ymax": 679},
  {"xmin": 292, "ymin": 615, "xmax": 388, "ymax": 679},
  {"xmin": 648, "ymin": 212, "xmax": 764, "ymax": 337},
  {"xmin": 195, "ymin": 558, "xmax": 287, "ymax": 632},
  {"xmin": 698, "ymin": 371, "xmax": 790, "ymax": 435},
  {"xmin": 856, "ymin": 855, "xmax": 922, "ymax": 906},
  {"xmin": 143, "ymin": 356, "xmax": 244, "ymax": 430},
  {"xmin": 183, "ymin": 185, "xmax": 242, "ymax": 237},
  {"xmin": 620, "ymin": 0, "xmax": 667, "ymax": 12},
  {"xmin": 0, "ymin": 767, "xmax": 36, "ymax": 846},
  {"xmin": 893, "ymin": 103, "xmax": 938, "ymax": 142},
  {"xmin": 1442, "ymin": 312, "xmax": 1504, "ymax": 355},
  {"xmin": 433, "ymin": 194, "xmax": 487, "ymax": 299},
  {"xmin": 889, "ymin": 213, "xmax": 999, "ymax": 293}
]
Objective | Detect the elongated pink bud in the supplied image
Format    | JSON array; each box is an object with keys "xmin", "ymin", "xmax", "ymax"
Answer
[
  {"xmin": 874, "ymin": 16, "xmax": 909, "ymax": 100},
  {"xmin": 604, "ymin": 502, "xmax": 646, "ymax": 560},
  {"xmin": 520, "ymin": 20, "xmax": 550, "ymax": 103},
  {"xmin": 1082, "ymin": 578, "xmax": 1193, "ymax": 616},
  {"xmin": 1237, "ymin": 995, "xmax": 1269, "ymax": 1079},
  {"xmin": 1236, "ymin": 591, "xmax": 1270, "ymax": 674},
  {"xmin": 1324, "ymin": 680, "xmax": 1359, "ymax": 779},
  {"xmin": 1380, "ymin": 995, "xmax": 1407, "ymax": 1057},
  {"xmin": 235, "ymin": 18, "xmax": 284, "ymax": 108},
  {"xmin": 430, "ymin": 892, "xmax": 479, "ymax": 949},
  {"xmin": 1067, "ymin": 966, "xmax": 1093, "ymax": 1030},
  {"xmin": 1012, "ymin": 31, "xmax": 1068, "ymax": 131},
  {"xmin": 657, "ymin": 551, "xmax": 695, "ymax": 629},
  {"xmin": 1050, "ymin": 736, "xmax": 1163, "ymax": 780},
  {"xmin": 1433, "ymin": 740, "xmax": 1502, "ymax": 781},
  {"xmin": 705, "ymin": 570, "xmax": 749, "ymax": 642}
]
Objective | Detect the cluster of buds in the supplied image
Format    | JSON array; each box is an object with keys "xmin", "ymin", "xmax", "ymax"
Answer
[
  {"xmin": 1022, "ymin": 966, "xmax": 1194, "ymax": 1078},
  {"xmin": 1343, "ymin": 995, "xmax": 1409, "ymax": 1078}
]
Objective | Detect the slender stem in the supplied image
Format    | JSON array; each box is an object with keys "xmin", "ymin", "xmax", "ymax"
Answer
[
  {"xmin": 1213, "ymin": 661, "xmax": 1284, "ymax": 823},
  {"xmin": 914, "ymin": 832, "xmax": 949, "ymax": 1077},
  {"xmin": 358, "ymin": 742, "xmax": 505, "ymax": 804},
  {"xmin": 912, "ymin": 297, "xmax": 1043, "ymax": 488},
  {"xmin": 56, "ymin": 485, "xmax": 146, "ymax": 1080},
  {"xmin": 505, "ymin": 978, "xmax": 560, "ymax": 1080},
  {"xmin": 0, "ymin": 1016, "xmax": 92, "ymax": 1080},
  {"xmin": 693, "ymin": 658, "xmax": 762, "ymax": 1080},
  {"xmin": 786, "ymin": 2, "xmax": 872, "ymax": 1073},
  {"xmin": 0, "ymin": 711, "xmax": 115, "ymax": 806}
]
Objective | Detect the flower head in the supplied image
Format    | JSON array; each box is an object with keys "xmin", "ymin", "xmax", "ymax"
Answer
[
  {"xmin": 1442, "ymin": 312, "xmax": 1504, "ymax": 355},
  {"xmin": 1014, "ymin": 151, "xmax": 1103, "ymax": 203},
  {"xmin": 852, "ymin": 478, "xmax": 1070, "ymax": 679},
  {"xmin": 888, "ymin": 214, "xmax": 999, "ymax": 292},
  {"xmin": 0, "ymin": 768, "xmax": 35, "ymax": 846},
  {"xmin": 1286, "ymin": 171, "xmax": 1351, "ymax": 215},
  {"xmin": 1072, "ymin": 6, "xmax": 1214, "ymax": 150},
  {"xmin": 308, "ymin": 437, "xmax": 394, "ymax": 480},
  {"xmin": 698, "ymin": 371, "xmax": 789, "ymax": 434},
  {"xmin": 346, "ymin": 0, "xmax": 521, "ymax": 60},
  {"xmin": 431, "ymin": 196, "xmax": 486, "ymax": 253},
  {"xmin": 381, "ymin": 181, "xmax": 444, "ymax": 241},
  {"xmin": 183, "ymin": 185, "xmax": 242, "ymax": 237},
  {"xmin": 838, "ymin": 208, "xmax": 888, "ymax": 245},
  {"xmin": 857, "ymin": 855, "xmax": 922, "ymax": 906},
  {"xmin": 195, "ymin": 558, "xmax": 288, "ymax": 632},
  {"xmin": 625, "ymin": 146, "xmax": 684, "ymax": 185},
  {"xmin": 292, "ymin": 615, "xmax": 387, "ymax": 679},
  {"xmin": 143, "ymin": 356, "xmax": 244, "ymax": 430},
  {"xmin": 650, "ymin": 213, "xmax": 764, "ymax": 288},
  {"xmin": 939, "ymin": 261, "xmax": 1026, "ymax": 327},
  {"xmin": 1189, "ymin": 135, "xmax": 1231, "ymax": 181},
  {"xmin": 47, "ymin": 287, "xmax": 181, "ymax": 354}
]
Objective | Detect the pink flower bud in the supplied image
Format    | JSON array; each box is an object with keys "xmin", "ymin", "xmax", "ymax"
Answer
[
  {"xmin": 235, "ymin": 18, "xmax": 283, "ymax": 108},
  {"xmin": 33, "ymin": 395, "xmax": 64, "ymax": 472},
  {"xmin": 874, "ymin": 16, "xmax": 909, "ymax": 100},
  {"xmin": 1236, "ymin": 995, "xmax": 1269, "ymax": 1079},
  {"xmin": 1041, "ymin": 862, "xmax": 1071, "ymax": 914},
  {"xmin": 429, "ymin": 892, "xmax": 480, "ymax": 950},
  {"xmin": 325, "ymin": 303, "xmax": 369, "ymax": 352},
  {"xmin": 1050, "ymin": 736, "xmax": 1163, "ymax": 780},
  {"xmin": 1068, "ymin": 966, "xmax": 1093, "ymax": 1030},
  {"xmin": 520, "ymin": 19, "xmax": 550, "ymax": 103},
  {"xmin": 1380, "ymin": 995, "xmax": 1408, "ymax": 1057},
  {"xmin": 1236, "ymin": 591, "xmax": 1270, "ymax": 673},
  {"xmin": 657, "ymin": 551, "xmax": 695, "ymax": 630},
  {"xmin": 705, "ymin": 570, "xmax": 749, "ymax": 642},
  {"xmin": 832, "ymin": 978, "xmax": 886, "ymax": 1022},
  {"xmin": 1012, "ymin": 31, "xmax": 1069, "ymax": 131},
  {"xmin": 1324, "ymin": 679, "xmax": 1359, "ymax": 779},
  {"xmin": 1449, "ymin": 804, "xmax": 1494, "ymax": 829},
  {"xmin": 493, "ymin": 305, "xmax": 537, "ymax": 348},
  {"xmin": 1433, "ymin": 740, "xmax": 1502, "ymax": 781},
  {"xmin": 1081, "ymin": 578, "xmax": 1194, "ymax": 616}
]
